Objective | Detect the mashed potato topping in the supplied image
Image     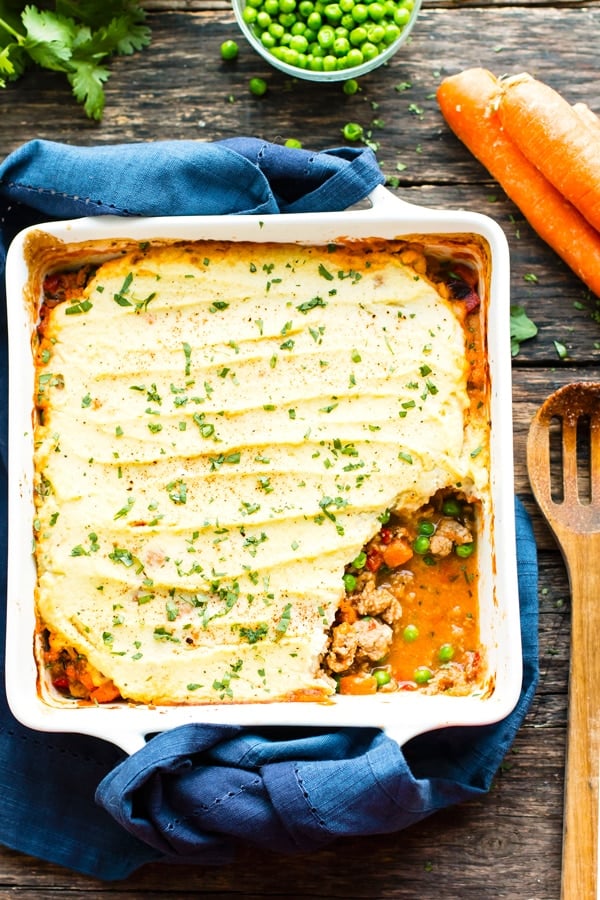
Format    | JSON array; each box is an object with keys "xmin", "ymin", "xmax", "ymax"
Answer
[{"xmin": 33, "ymin": 240, "xmax": 488, "ymax": 705}]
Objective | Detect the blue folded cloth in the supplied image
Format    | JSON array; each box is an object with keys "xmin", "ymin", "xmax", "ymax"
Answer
[{"xmin": 0, "ymin": 138, "xmax": 538, "ymax": 880}]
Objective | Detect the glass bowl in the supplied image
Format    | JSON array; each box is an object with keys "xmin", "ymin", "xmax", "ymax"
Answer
[{"xmin": 231, "ymin": 0, "xmax": 422, "ymax": 82}]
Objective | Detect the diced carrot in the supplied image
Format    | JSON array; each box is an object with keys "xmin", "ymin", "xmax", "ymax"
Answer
[
  {"xmin": 337, "ymin": 673, "xmax": 378, "ymax": 695},
  {"xmin": 437, "ymin": 68, "xmax": 600, "ymax": 298},
  {"xmin": 338, "ymin": 596, "xmax": 359, "ymax": 624},
  {"xmin": 382, "ymin": 539, "xmax": 413, "ymax": 568},
  {"xmin": 89, "ymin": 681, "xmax": 120, "ymax": 704},
  {"xmin": 497, "ymin": 73, "xmax": 600, "ymax": 233}
]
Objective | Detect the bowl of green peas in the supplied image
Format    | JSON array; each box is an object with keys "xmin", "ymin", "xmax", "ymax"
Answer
[{"xmin": 232, "ymin": 0, "xmax": 422, "ymax": 81}]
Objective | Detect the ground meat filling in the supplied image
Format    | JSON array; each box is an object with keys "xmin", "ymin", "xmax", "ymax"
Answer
[{"xmin": 325, "ymin": 491, "xmax": 480, "ymax": 695}]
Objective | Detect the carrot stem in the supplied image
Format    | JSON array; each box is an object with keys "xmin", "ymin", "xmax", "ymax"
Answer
[{"xmin": 437, "ymin": 68, "xmax": 600, "ymax": 298}]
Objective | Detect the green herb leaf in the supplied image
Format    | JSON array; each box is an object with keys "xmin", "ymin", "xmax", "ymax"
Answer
[
  {"xmin": 0, "ymin": 1, "xmax": 151, "ymax": 118},
  {"xmin": 510, "ymin": 305, "xmax": 538, "ymax": 357}
]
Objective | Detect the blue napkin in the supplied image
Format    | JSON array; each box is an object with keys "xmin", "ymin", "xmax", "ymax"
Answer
[{"xmin": 0, "ymin": 138, "xmax": 538, "ymax": 879}]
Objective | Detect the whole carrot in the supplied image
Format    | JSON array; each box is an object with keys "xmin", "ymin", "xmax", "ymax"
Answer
[
  {"xmin": 572, "ymin": 102, "xmax": 600, "ymax": 139},
  {"xmin": 437, "ymin": 67, "xmax": 600, "ymax": 298},
  {"xmin": 497, "ymin": 73, "xmax": 600, "ymax": 233}
]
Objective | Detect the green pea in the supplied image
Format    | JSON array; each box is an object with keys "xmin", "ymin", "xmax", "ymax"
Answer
[
  {"xmin": 345, "ymin": 47, "xmax": 363, "ymax": 66},
  {"xmin": 367, "ymin": 23, "xmax": 385, "ymax": 43},
  {"xmin": 351, "ymin": 3, "xmax": 369, "ymax": 21},
  {"xmin": 393, "ymin": 5, "xmax": 410, "ymax": 25},
  {"xmin": 324, "ymin": 2, "xmax": 343, "ymax": 21},
  {"xmin": 350, "ymin": 25, "xmax": 368, "ymax": 44},
  {"xmin": 317, "ymin": 24, "xmax": 335, "ymax": 46},
  {"xmin": 402, "ymin": 623, "xmax": 419, "ymax": 642},
  {"xmin": 413, "ymin": 534, "xmax": 430, "ymax": 555},
  {"xmin": 383, "ymin": 22, "xmax": 400, "ymax": 42},
  {"xmin": 290, "ymin": 33, "xmax": 309, "ymax": 51},
  {"xmin": 352, "ymin": 550, "xmax": 367, "ymax": 568},
  {"xmin": 279, "ymin": 12, "xmax": 297, "ymax": 25},
  {"xmin": 220, "ymin": 39, "xmax": 239, "ymax": 60},
  {"xmin": 414, "ymin": 666, "xmax": 433, "ymax": 685},
  {"xmin": 455, "ymin": 542, "xmax": 474, "ymax": 558},
  {"xmin": 299, "ymin": 0, "xmax": 314, "ymax": 13},
  {"xmin": 333, "ymin": 35, "xmax": 350, "ymax": 55},
  {"xmin": 342, "ymin": 121, "xmax": 363, "ymax": 140},
  {"xmin": 269, "ymin": 21, "xmax": 285, "ymax": 37},
  {"xmin": 343, "ymin": 572, "xmax": 357, "ymax": 591},
  {"xmin": 249, "ymin": 76, "xmax": 268, "ymax": 95},
  {"xmin": 307, "ymin": 10, "xmax": 322, "ymax": 28},
  {"xmin": 243, "ymin": 5, "xmax": 258, "ymax": 23},
  {"xmin": 360, "ymin": 40, "xmax": 378, "ymax": 60},
  {"xmin": 285, "ymin": 138, "xmax": 303, "ymax": 147},
  {"xmin": 438, "ymin": 643, "xmax": 455, "ymax": 663},
  {"xmin": 442, "ymin": 498, "xmax": 462, "ymax": 517},
  {"xmin": 264, "ymin": 0, "xmax": 279, "ymax": 13},
  {"xmin": 342, "ymin": 78, "xmax": 360, "ymax": 94},
  {"xmin": 418, "ymin": 520, "xmax": 435, "ymax": 536},
  {"xmin": 256, "ymin": 10, "xmax": 272, "ymax": 28},
  {"xmin": 283, "ymin": 46, "xmax": 300, "ymax": 64},
  {"xmin": 261, "ymin": 30, "xmax": 277, "ymax": 47},
  {"xmin": 374, "ymin": 668, "xmax": 391, "ymax": 687},
  {"xmin": 323, "ymin": 53, "xmax": 338, "ymax": 70},
  {"xmin": 280, "ymin": 0, "xmax": 297, "ymax": 11},
  {"xmin": 368, "ymin": 1, "xmax": 385, "ymax": 19}
]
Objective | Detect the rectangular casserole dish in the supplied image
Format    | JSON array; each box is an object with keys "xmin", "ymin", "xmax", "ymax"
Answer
[{"xmin": 5, "ymin": 186, "xmax": 521, "ymax": 754}]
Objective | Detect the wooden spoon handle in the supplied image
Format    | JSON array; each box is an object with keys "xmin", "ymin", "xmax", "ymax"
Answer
[{"xmin": 560, "ymin": 533, "xmax": 600, "ymax": 900}]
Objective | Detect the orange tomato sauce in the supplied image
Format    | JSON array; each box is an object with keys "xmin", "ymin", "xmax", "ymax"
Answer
[{"xmin": 387, "ymin": 548, "xmax": 479, "ymax": 686}]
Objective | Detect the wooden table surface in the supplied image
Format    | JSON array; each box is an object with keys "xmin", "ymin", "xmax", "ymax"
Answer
[{"xmin": 1, "ymin": 0, "xmax": 599, "ymax": 897}]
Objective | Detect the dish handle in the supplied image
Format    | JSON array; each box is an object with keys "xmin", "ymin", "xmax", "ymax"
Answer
[{"xmin": 364, "ymin": 182, "xmax": 433, "ymax": 215}]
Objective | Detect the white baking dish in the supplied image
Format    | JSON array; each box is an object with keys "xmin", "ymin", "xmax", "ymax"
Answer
[{"xmin": 5, "ymin": 186, "xmax": 521, "ymax": 755}]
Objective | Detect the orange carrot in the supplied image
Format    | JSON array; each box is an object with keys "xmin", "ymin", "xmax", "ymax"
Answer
[
  {"xmin": 573, "ymin": 102, "xmax": 600, "ymax": 138},
  {"xmin": 382, "ymin": 538, "xmax": 413, "ymax": 568},
  {"xmin": 337, "ymin": 673, "xmax": 378, "ymax": 695},
  {"xmin": 90, "ymin": 680, "xmax": 120, "ymax": 704},
  {"xmin": 437, "ymin": 67, "xmax": 600, "ymax": 298},
  {"xmin": 497, "ymin": 73, "xmax": 600, "ymax": 233}
]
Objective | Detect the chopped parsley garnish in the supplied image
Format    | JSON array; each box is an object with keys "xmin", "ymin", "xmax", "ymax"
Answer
[
  {"xmin": 166, "ymin": 479, "xmax": 187, "ymax": 504},
  {"xmin": 297, "ymin": 296, "xmax": 327, "ymax": 314},
  {"xmin": 114, "ymin": 497, "xmax": 135, "ymax": 519},
  {"xmin": 113, "ymin": 273, "xmax": 133, "ymax": 306},
  {"xmin": 183, "ymin": 342, "xmax": 192, "ymax": 376},
  {"xmin": 65, "ymin": 299, "xmax": 93, "ymax": 315},
  {"xmin": 238, "ymin": 623, "xmax": 269, "ymax": 644},
  {"xmin": 108, "ymin": 547, "xmax": 144, "ymax": 573},
  {"xmin": 275, "ymin": 603, "xmax": 292, "ymax": 637}
]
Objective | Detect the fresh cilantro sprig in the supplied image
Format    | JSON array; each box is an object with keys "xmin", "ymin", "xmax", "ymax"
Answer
[
  {"xmin": 0, "ymin": 0, "xmax": 151, "ymax": 120},
  {"xmin": 510, "ymin": 305, "xmax": 538, "ymax": 357}
]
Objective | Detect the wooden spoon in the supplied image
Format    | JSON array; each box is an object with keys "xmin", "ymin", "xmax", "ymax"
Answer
[{"xmin": 527, "ymin": 382, "xmax": 600, "ymax": 900}]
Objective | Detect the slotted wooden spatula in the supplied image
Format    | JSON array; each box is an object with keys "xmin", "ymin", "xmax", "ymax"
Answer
[{"xmin": 527, "ymin": 382, "xmax": 600, "ymax": 900}]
